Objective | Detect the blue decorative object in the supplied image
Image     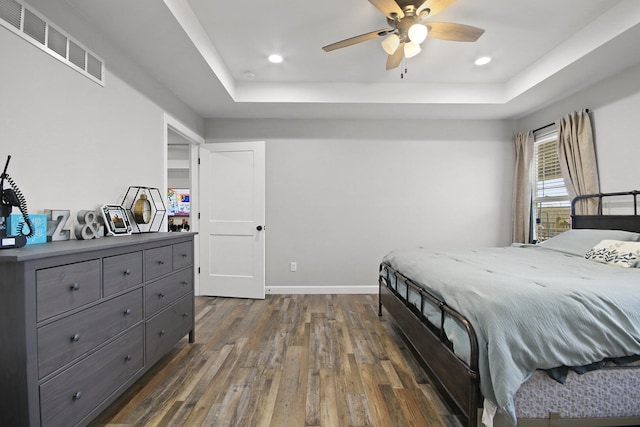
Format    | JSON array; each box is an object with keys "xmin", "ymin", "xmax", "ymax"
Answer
[{"xmin": 7, "ymin": 213, "xmax": 47, "ymax": 245}]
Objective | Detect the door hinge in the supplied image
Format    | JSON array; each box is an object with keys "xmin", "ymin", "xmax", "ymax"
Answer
[
  {"xmin": 198, "ymin": 212, "xmax": 201, "ymax": 219},
  {"xmin": 198, "ymin": 267, "xmax": 200, "ymax": 274},
  {"xmin": 198, "ymin": 157, "xmax": 201, "ymax": 165}
]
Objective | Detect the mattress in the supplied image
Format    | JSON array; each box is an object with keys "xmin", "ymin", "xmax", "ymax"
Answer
[
  {"xmin": 513, "ymin": 365, "xmax": 640, "ymax": 419},
  {"xmin": 380, "ymin": 229, "xmax": 640, "ymax": 424},
  {"xmin": 381, "ymin": 265, "xmax": 640, "ymax": 424}
]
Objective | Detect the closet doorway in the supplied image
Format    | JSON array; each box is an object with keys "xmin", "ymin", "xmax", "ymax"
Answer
[
  {"xmin": 168, "ymin": 132, "xmax": 192, "ymax": 233},
  {"xmin": 164, "ymin": 114, "xmax": 203, "ymax": 294}
]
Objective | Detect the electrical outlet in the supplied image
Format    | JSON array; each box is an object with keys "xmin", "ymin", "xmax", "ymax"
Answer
[{"xmin": 290, "ymin": 262, "xmax": 297, "ymax": 272}]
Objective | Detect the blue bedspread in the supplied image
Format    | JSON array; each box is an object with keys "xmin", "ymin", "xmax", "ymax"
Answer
[{"xmin": 382, "ymin": 245, "xmax": 640, "ymax": 425}]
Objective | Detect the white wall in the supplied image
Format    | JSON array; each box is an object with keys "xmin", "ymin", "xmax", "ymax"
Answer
[
  {"xmin": 205, "ymin": 119, "xmax": 515, "ymax": 292},
  {"xmin": 0, "ymin": 5, "xmax": 203, "ymax": 231},
  {"xmin": 517, "ymin": 62, "xmax": 640, "ymax": 193}
]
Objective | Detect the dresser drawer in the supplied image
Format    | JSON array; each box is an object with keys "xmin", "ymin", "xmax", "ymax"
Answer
[
  {"xmin": 39, "ymin": 324, "xmax": 144, "ymax": 427},
  {"xmin": 144, "ymin": 245, "xmax": 172, "ymax": 281},
  {"xmin": 145, "ymin": 268, "xmax": 193, "ymax": 317},
  {"xmin": 36, "ymin": 260, "xmax": 101, "ymax": 321},
  {"xmin": 103, "ymin": 251, "xmax": 143, "ymax": 296},
  {"xmin": 37, "ymin": 288, "xmax": 143, "ymax": 379},
  {"xmin": 145, "ymin": 293, "xmax": 193, "ymax": 366},
  {"xmin": 172, "ymin": 241, "xmax": 193, "ymax": 270}
]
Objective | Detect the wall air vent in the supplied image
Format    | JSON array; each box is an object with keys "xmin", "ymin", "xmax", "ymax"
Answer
[{"xmin": 0, "ymin": 0, "xmax": 104, "ymax": 85}]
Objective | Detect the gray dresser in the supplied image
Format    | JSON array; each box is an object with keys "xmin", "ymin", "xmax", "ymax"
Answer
[{"xmin": 0, "ymin": 232, "xmax": 195, "ymax": 427}]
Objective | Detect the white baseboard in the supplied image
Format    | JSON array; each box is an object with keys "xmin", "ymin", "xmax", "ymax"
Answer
[{"xmin": 266, "ymin": 285, "xmax": 378, "ymax": 295}]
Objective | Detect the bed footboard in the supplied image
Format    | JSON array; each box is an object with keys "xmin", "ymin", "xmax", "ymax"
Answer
[{"xmin": 379, "ymin": 262, "xmax": 481, "ymax": 427}]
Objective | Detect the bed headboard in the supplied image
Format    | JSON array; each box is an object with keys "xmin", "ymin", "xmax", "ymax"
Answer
[{"xmin": 571, "ymin": 190, "xmax": 640, "ymax": 233}]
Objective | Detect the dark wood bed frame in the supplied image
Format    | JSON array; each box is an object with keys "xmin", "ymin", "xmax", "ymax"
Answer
[{"xmin": 378, "ymin": 190, "xmax": 640, "ymax": 427}]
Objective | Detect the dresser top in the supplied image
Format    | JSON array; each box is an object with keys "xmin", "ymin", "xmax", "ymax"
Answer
[{"xmin": 0, "ymin": 232, "xmax": 196, "ymax": 262}]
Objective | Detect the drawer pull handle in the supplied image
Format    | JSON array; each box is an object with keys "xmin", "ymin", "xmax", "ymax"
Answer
[
  {"xmin": 70, "ymin": 283, "xmax": 80, "ymax": 291},
  {"xmin": 71, "ymin": 334, "xmax": 81, "ymax": 342},
  {"xmin": 125, "ymin": 354, "xmax": 132, "ymax": 362},
  {"xmin": 182, "ymin": 254, "xmax": 188, "ymax": 258},
  {"xmin": 158, "ymin": 292, "xmax": 165, "ymax": 298},
  {"xmin": 159, "ymin": 330, "xmax": 166, "ymax": 336},
  {"xmin": 72, "ymin": 392, "xmax": 82, "ymax": 401},
  {"xmin": 181, "ymin": 281, "xmax": 188, "ymax": 286},
  {"xmin": 182, "ymin": 313, "xmax": 188, "ymax": 318},
  {"xmin": 157, "ymin": 260, "xmax": 165, "ymax": 265},
  {"xmin": 124, "ymin": 269, "xmax": 131, "ymax": 276},
  {"xmin": 124, "ymin": 308, "xmax": 132, "ymax": 316}
]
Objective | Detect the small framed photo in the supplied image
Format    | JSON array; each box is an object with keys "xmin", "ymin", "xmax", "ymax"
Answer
[{"xmin": 101, "ymin": 205, "xmax": 132, "ymax": 236}]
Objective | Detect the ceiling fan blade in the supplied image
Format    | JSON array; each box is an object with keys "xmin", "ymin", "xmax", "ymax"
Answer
[
  {"xmin": 322, "ymin": 29, "xmax": 393, "ymax": 52},
  {"xmin": 414, "ymin": 0, "xmax": 457, "ymax": 18},
  {"xmin": 386, "ymin": 44, "xmax": 405, "ymax": 70},
  {"xmin": 369, "ymin": 0, "xmax": 404, "ymax": 19},
  {"xmin": 426, "ymin": 22, "xmax": 485, "ymax": 42}
]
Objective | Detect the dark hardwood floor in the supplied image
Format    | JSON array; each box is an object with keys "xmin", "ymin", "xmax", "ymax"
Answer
[{"xmin": 90, "ymin": 294, "xmax": 462, "ymax": 427}]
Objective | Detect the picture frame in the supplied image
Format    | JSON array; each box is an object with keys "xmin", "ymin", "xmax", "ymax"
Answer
[{"xmin": 100, "ymin": 204, "xmax": 132, "ymax": 236}]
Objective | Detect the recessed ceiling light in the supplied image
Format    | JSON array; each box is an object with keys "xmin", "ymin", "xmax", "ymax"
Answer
[
  {"xmin": 268, "ymin": 54, "xmax": 283, "ymax": 64},
  {"xmin": 475, "ymin": 56, "xmax": 491, "ymax": 66}
]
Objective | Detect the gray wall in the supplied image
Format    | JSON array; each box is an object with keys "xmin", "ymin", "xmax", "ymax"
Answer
[
  {"xmin": 5, "ymin": 0, "xmax": 638, "ymax": 295},
  {"xmin": 0, "ymin": 3, "xmax": 203, "ymax": 230},
  {"xmin": 206, "ymin": 60, "xmax": 640, "ymax": 293},
  {"xmin": 205, "ymin": 119, "xmax": 515, "ymax": 292},
  {"xmin": 517, "ymin": 62, "xmax": 640, "ymax": 193}
]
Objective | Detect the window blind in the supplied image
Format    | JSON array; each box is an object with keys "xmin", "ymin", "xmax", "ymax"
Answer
[
  {"xmin": 534, "ymin": 138, "xmax": 568, "ymax": 199},
  {"xmin": 532, "ymin": 132, "xmax": 570, "ymax": 242}
]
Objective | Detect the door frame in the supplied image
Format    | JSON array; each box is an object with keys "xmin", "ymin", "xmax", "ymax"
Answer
[{"xmin": 163, "ymin": 113, "xmax": 204, "ymax": 295}]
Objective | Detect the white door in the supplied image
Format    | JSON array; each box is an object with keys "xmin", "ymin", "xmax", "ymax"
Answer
[{"xmin": 199, "ymin": 141, "xmax": 265, "ymax": 299}]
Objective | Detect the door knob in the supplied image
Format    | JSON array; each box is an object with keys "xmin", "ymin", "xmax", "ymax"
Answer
[{"xmin": 256, "ymin": 225, "xmax": 264, "ymax": 231}]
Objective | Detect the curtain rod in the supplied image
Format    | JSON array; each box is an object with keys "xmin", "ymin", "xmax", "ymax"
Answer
[
  {"xmin": 532, "ymin": 108, "xmax": 590, "ymax": 134},
  {"xmin": 532, "ymin": 123, "xmax": 554, "ymax": 134}
]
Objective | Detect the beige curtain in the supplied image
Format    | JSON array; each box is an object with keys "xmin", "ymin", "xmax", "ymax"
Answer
[
  {"xmin": 511, "ymin": 131, "xmax": 534, "ymax": 243},
  {"xmin": 556, "ymin": 110, "xmax": 600, "ymax": 215}
]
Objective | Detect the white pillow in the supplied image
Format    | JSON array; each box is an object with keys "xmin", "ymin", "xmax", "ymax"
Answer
[
  {"xmin": 585, "ymin": 240, "xmax": 640, "ymax": 268},
  {"xmin": 539, "ymin": 229, "xmax": 640, "ymax": 256}
]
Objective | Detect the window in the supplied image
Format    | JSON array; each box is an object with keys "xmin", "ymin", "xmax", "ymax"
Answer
[{"xmin": 532, "ymin": 129, "xmax": 570, "ymax": 242}]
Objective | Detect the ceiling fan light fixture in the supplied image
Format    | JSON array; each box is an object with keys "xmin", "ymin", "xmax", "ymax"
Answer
[
  {"xmin": 381, "ymin": 34, "xmax": 400, "ymax": 55},
  {"xmin": 408, "ymin": 23, "xmax": 428, "ymax": 44},
  {"xmin": 321, "ymin": 1, "xmax": 485, "ymax": 71},
  {"xmin": 404, "ymin": 41, "xmax": 421, "ymax": 58}
]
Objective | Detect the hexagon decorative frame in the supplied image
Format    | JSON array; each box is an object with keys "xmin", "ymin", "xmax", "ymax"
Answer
[{"xmin": 122, "ymin": 186, "xmax": 166, "ymax": 233}]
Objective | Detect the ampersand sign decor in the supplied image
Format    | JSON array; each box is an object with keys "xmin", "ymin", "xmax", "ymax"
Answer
[{"xmin": 74, "ymin": 210, "xmax": 104, "ymax": 240}]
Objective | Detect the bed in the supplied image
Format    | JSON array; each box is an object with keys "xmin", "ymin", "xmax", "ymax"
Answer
[{"xmin": 378, "ymin": 190, "xmax": 640, "ymax": 427}]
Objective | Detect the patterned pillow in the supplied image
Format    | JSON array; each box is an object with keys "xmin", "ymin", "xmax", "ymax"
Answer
[{"xmin": 585, "ymin": 240, "xmax": 640, "ymax": 268}]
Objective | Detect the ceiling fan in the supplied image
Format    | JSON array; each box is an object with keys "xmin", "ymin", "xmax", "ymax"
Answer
[{"xmin": 322, "ymin": 0, "xmax": 485, "ymax": 70}]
